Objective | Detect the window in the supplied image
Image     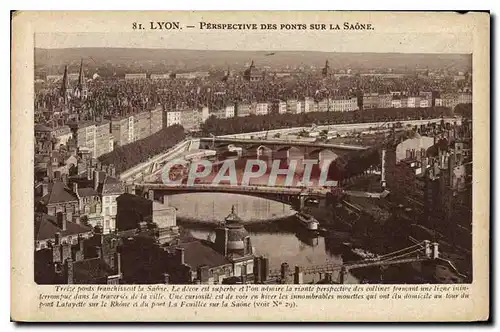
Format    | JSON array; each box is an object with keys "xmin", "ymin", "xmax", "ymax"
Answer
[
  {"xmin": 105, "ymin": 197, "xmax": 110, "ymax": 204},
  {"xmin": 104, "ymin": 207, "xmax": 110, "ymax": 216}
]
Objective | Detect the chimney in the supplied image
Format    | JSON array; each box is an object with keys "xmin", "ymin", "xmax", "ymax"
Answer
[
  {"xmin": 115, "ymin": 252, "xmax": 121, "ymax": 275},
  {"xmin": 96, "ymin": 246, "xmax": 102, "ymax": 259},
  {"xmin": 253, "ymin": 257, "xmax": 262, "ymax": 283},
  {"xmin": 72, "ymin": 182, "xmax": 78, "ymax": 194},
  {"xmin": 42, "ymin": 183, "xmax": 49, "ymax": 197},
  {"xmin": 197, "ymin": 265, "xmax": 209, "ymax": 283},
  {"xmin": 66, "ymin": 258, "xmax": 74, "ymax": 284},
  {"xmin": 78, "ymin": 235, "xmax": 85, "ymax": 251},
  {"xmin": 65, "ymin": 211, "xmax": 72, "ymax": 229},
  {"xmin": 176, "ymin": 247, "xmax": 185, "ymax": 265},
  {"xmin": 54, "ymin": 170, "xmax": 62, "ymax": 181},
  {"xmin": 280, "ymin": 262, "xmax": 290, "ymax": 284},
  {"xmin": 55, "ymin": 232, "xmax": 61, "ymax": 246},
  {"xmin": 56, "ymin": 212, "xmax": 64, "ymax": 229},
  {"xmin": 94, "ymin": 170, "xmax": 100, "ymax": 190}
]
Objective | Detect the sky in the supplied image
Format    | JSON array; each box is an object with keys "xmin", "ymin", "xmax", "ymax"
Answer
[{"xmin": 35, "ymin": 31, "xmax": 472, "ymax": 54}]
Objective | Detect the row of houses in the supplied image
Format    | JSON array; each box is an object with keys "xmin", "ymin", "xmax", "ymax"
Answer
[
  {"xmin": 110, "ymin": 107, "xmax": 163, "ymax": 147},
  {"xmin": 125, "ymin": 72, "xmax": 211, "ymax": 81},
  {"xmin": 163, "ymin": 91, "xmax": 471, "ymax": 132},
  {"xmin": 35, "ymin": 107, "xmax": 164, "ymax": 159},
  {"xmin": 163, "ymin": 97, "xmax": 359, "ymax": 131},
  {"xmin": 362, "ymin": 92, "xmax": 472, "ymax": 110}
]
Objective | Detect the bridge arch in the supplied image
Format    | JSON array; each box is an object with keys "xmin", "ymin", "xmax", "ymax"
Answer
[
  {"xmin": 308, "ymin": 149, "xmax": 339, "ymax": 164},
  {"xmin": 275, "ymin": 146, "xmax": 304, "ymax": 161},
  {"xmin": 244, "ymin": 144, "xmax": 273, "ymax": 159}
]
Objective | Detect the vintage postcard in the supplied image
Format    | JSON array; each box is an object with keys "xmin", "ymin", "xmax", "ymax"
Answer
[{"xmin": 11, "ymin": 11, "xmax": 489, "ymax": 322}]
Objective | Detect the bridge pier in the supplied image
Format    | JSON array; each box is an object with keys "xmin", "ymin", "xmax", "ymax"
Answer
[
  {"xmin": 280, "ymin": 263, "xmax": 290, "ymax": 284},
  {"xmin": 432, "ymin": 242, "xmax": 439, "ymax": 259},
  {"xmin": 339, "ymin": 266, "xmax": 348, "ymax": 284},
  {"xmin": 253, "ymin": 256, "xmax": 269, "ymax": 284},
  {"xmin": 294, "ymin": 266, "xmax": 303, "ymax": 284},
  {"xmin": 424, "ymin": 240, "xmax": 432, "ymax": 258}
]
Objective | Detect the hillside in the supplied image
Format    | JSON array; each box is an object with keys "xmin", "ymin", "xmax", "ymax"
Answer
[{"xmin": 35, "ymin": 48, "xmax": 472, "ymax": 75}]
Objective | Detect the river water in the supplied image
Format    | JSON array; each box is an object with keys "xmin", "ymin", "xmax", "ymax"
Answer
[{"xmin": 164, "ymin": 192, "xmax": 361, "ymax": 284}]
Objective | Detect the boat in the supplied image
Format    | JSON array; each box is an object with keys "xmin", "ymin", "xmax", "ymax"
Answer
[
  {"xmin": 341, "ymin": 242, "xmax": 380, "ymax": 262},
  {"xmin": 351, "ymin": 248, "xmax": 380, "ymax": 261},
  {"xmin": 295, "ymin": 212, "xmax": 320, "ymax": 232}
]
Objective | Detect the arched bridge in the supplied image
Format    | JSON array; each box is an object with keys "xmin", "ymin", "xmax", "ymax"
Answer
[{"xmin": 132, "ymin": 183, "xmax": 334, "ymax": 209}]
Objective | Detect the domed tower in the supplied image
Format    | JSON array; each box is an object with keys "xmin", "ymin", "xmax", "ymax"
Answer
[{"xmin": 214, "ymin": 206, "xmax": 253, "ymax": 257}]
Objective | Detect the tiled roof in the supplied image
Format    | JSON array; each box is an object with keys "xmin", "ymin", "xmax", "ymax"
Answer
[
  {"xmin": 72, "ymin": 258, "xmax": 114, "ymax": 283},
  {"xmin": 35, "ymin": 213, "xmax": 92, "ymax": 241},
  {"xmin": 77, "ymin": 187, "xmax": 98, "ymax": 197},
  {"xmin": 35, "ymin": 124, "xmax": 53, "ymax": 132},
  {"xmin": 40, "ymin": 181, "xmax": 78, "ymax": 205},
  {"xmin": 174, "ymin": 240, "xmax": 230, "ymax": 269},
  {"xmin": 99, "ymin": 176, "xmax": 123, "ymax": 195}
]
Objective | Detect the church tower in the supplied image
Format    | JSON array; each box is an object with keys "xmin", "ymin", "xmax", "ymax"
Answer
[
  {"xmin": 322, "ymin": 60, "xmax": 330, "ymax": 77},
  {"xmin": 60, "ymin": 65, "xmax": 72, "ymax": 104},
  {"xmin": 74, "ymin": 59, "xmax": 88, "ymax": 99}
]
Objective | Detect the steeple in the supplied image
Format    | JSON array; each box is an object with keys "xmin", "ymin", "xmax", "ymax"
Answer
[
  {"xmin": 75, "ymin": 59, "xmax": 88, "ymax": 99},
  {"xmin": 322, "ymin": 60, "xmax": 330, "ymax": 77},
  {"xmin": 60, "ymin": 65, "xmax": 71, "ymax": 104},
  {"xmin": 78, "ymin": 59, "xmax": 85, "ymax": 87}
]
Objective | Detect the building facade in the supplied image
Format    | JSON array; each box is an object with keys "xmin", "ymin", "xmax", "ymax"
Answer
[{"xmin": 165, "ymin": 110, "xmax": 182, "ymax": 127}]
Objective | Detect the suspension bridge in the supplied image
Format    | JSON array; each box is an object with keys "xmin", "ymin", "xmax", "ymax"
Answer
[{"xmin": 266, "ymin": 240, "xmax": 439, "ymax": 284}]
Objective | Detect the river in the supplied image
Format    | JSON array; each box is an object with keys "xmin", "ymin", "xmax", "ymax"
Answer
[{"xmin": 165, "ymin": 192, "xmax": 363, "ymax": 283}]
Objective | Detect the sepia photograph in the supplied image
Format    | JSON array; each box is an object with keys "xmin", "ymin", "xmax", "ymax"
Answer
[
  {"xmin": 33, "ymin": 34, "xmax": 473, "ymax": 286},
  {"xmin": 11, "ymin": 11, "xmax": 489, "ymax": 322}
]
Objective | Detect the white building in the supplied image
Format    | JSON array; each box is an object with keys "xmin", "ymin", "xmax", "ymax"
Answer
[
  {"xmin": 125, "ymin": 73, "xmax": 147, "ymax": 80},
  {"xmin": 391, "ymin": 99, "xmax": 402, "ymax": 108},
  {"xmin": 150, "ymin": 73, "xmax": 171, "ymax": 80},
  {"xmin": 165, "ymin": 111, "xmax": 182, "ymax": 127},
  {"xmin": 99, "ymin": 176, "xmax": 123, "ymax": 234},
  {"xmin": 255, "ymin": 103, "xmax": 269, "ymax": 116},
  {"xmin": 407, "ymin": 97, "xmax": 421, "ymax": 108},
  {"xmin": 303, "ymin": 97, "xmax": 314, "ymax": 113},
  {"xmin": 458, "ymin": 93, "xmax": 472, "ymax": 104},
  {"xmin": 296, "ymin": 101, "xmax": 302, "ymax": 114},
  {"xmin": 331, "ymin": 97, "xmax": 358, "ymax": 112},
  {"xmin": 435, "ymin": 98, "xmax": 443, "ymax": 107},
  {"xmin": 286, "ymin": 99, "xmax": 301, "ymax": 114},
  {"xmin": 278, "ymin": 101, "xmax": 287, "ymax": 114},
  {"xmin": 419, "ymin": 99, "xmax": 429, "ymax": 108},
  {"xmin": 225, "ymin": 105, "xmax": 235, "ymax": 118},
  {"xmin": 201, "ymin": 106, "xmax": 210, "ymax": 123}
]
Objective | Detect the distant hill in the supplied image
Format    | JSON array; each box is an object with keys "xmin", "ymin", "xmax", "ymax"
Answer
[{"xmin": 35, "ymin": 47, "xmax": 472, "ymax": 74}]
